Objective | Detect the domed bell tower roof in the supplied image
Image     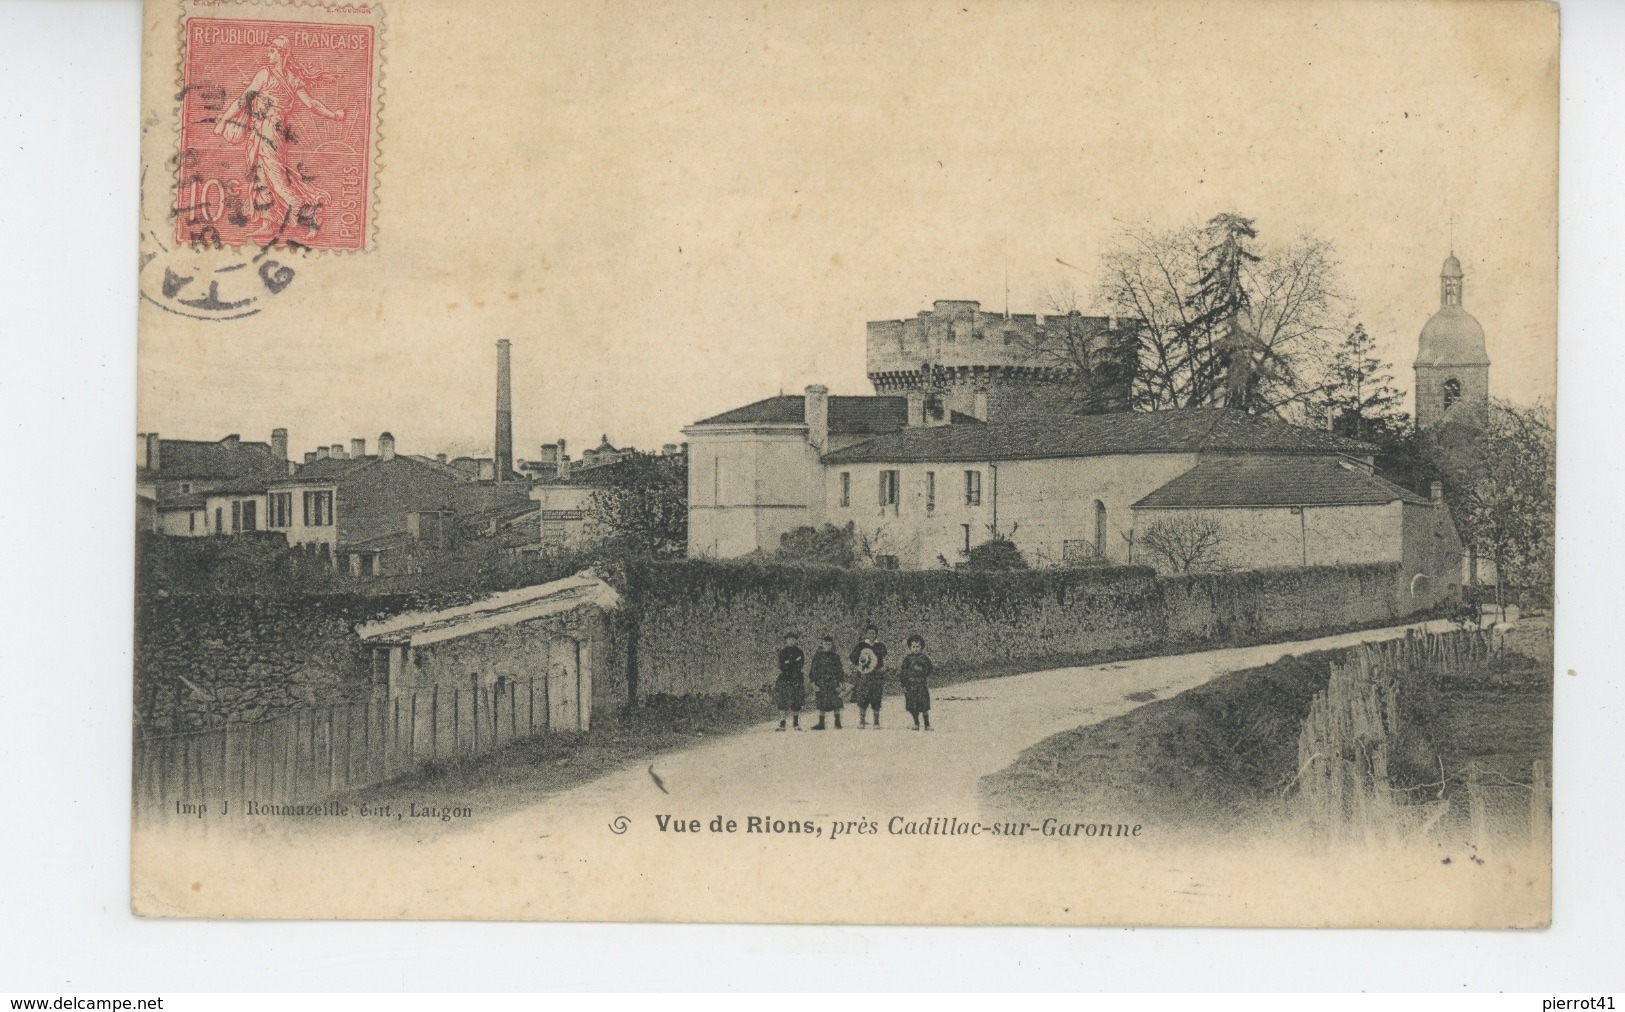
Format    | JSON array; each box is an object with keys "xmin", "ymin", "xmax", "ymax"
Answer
[{"xmin": 1416, "ymin": 253, "xmax": 1490, "ymax": 367}]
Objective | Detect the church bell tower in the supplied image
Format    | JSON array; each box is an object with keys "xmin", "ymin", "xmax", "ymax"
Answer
[{"xmin": 1414, "ymin": 252, "xmax": 1490, "ymax": 431}]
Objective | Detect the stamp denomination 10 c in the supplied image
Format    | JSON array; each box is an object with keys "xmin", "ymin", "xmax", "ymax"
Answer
[{"xmin": 177, "ymin": 7, "xmax": 382, "ymax": 251}]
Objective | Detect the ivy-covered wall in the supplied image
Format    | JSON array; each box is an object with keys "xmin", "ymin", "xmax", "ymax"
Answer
[
  {"xmin": 623, "ymin": 560, "xmax": 1412, "ymax": 699},
  {"xmin": 135, "ymin": 560, "xmax": 1416, "ymax": 732}
]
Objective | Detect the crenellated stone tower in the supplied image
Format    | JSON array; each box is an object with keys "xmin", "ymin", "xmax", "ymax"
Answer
[{"xmin": 865, "ymin": 299, "xmax": 1136, "ymax": 423}]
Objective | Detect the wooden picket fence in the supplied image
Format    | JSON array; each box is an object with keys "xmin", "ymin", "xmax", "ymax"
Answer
[
  {"xmin": 1292, "ymin": 628, "xmax": 1550, "ymax": 848},
  {"xmin": 132, "ymin": 677, "xmax": 571, "ymax": 815}
]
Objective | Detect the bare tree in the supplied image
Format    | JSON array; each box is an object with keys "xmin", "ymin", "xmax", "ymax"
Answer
[
  {"xmin": 1137, "ymin": 515, "xmax": 1226, "ymax": 573},
  {"xmin": 1430, "ymin": 400, "xmax": 1556, "ymax": 598},
  {"xmin": 1092, "ymin": 215, "xmax": 1343, "ymax": 415},
  {"xmin": 1009, "ymin": 281, "xmax": 1136, "ymax": 414}
]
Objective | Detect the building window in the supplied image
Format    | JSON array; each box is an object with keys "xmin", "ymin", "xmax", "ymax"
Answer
[
  {"xmin": 879, "ymin": 470, "xmax": 899, "ymax": 507},
  {"xmin": 840, "ymin": 471, "xmax": 851, "ymax": 507},
  {"xmin": 873, "ymin": 554, "xmax": 900, "ymax": 570},
  {"xmin": 188, "ymin": 512, "xmax": 196, "ymax": 534},
  {"xmin": 214, "ymin": 507, "xmax": 223, "ymax": 535},
  {"xmin": 926, "ymin": 471, "xmax": 936, "ymax": 512},
  {"xmin": 964, "ymin": 469, "xmax": 982, "ymax": 506},
  {"xmin": 268, "ymin": 492, "xmax": 293, "ymax": 528},
  {"xmin": 961, "ymin": 523, "xmax": 972, "ymax": 555},
  {"xmin": 241, "ymin": 499, "xmax": 257, "ymax": 532},
  {"xmin": 415, "ymin": 511, "xmax": 445, "ymax": 547},
  {"xmin": 1442, "ymin": 378, "xmax": 1462, "ymax": 410},
  {"xmin": 303, "ymin": 490, "xmax": 334, "ymax": 526},
  {"xmin": 1094, "ymin": 499, "xmax": 1107, "ymax": 558},
  {"xmin": 231, "ymin": 500, "xmax": 242, "ymax": 533}
]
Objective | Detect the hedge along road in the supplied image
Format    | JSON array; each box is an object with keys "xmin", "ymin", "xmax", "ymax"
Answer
[{"xmin": 472, "ymin": 619, "xmax": 1452, "ymax": 836}]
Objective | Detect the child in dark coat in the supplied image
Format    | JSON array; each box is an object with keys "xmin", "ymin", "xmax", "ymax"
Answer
[
  {"xmin": 809, "ymin": 635, "xmax": 845, "ymax": 730},
  {"xmin": 899, "ymin": 633, "xmax": 934, "ymax": 731},
  {"xmin": 849, "ymin": 624, "xmax": 888, "ymax": 728},
  {"xmin": 774, "ymin": 632, "xmax": 806, "ymax": 731}
]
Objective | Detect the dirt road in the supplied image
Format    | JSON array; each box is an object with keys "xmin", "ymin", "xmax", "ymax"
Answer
[{"xmin": 480, "ymin": 620, "xmax": 1449, "ymax": 833}]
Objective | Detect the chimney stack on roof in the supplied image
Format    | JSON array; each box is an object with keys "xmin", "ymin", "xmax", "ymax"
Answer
[
  {"xmin": 662, "ymin": 443, "xmax": 679, "ymax": 456},
  {"xmin": 495, "ymin": 339, "xmax": 514, "ymax": 483},
  {"xmin": 1430, "ymin": 480, "xmax": 1444, "ymax": 504},
  {"xmin": 351, "ymin": 438, "xmax": 366, "ymax": 459},
  {"xmin": 436, "ymin": 453, "xmax": 447, "ymax": 465},
  {"xmin": 379, "ymin": 432, "xmax": 396, "ymax": 461},
  {"xmin": 304, "ymin": 451, "xmax": 317, "ymax": 465},
  {"xmin": 316, "ymin": 446, "xmax": 330, "ymax": 460},
  {"xmin": 141, "ymin": 432, "xmax": 161, "ymax": 471},
  {"xmin": 271, "ymin": 428, "xmax": 289, "ymax": 462},
  {"xmin": 804, "ymin": 384, "xmax": 830, "ymax": 453},
  {"xmin": 905, "ymin": 389, "xmax": 927, "ymax": 428}
]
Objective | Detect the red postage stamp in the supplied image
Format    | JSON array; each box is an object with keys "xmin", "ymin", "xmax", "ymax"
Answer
[{"xmin": 177, "ymin": 13, "xmax": 380, "ymax": 251}]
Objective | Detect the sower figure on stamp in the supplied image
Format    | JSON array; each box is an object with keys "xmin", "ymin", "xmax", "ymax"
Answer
[
  {"xmin": 774, "ymin": 632, "xmax": 806, "ymax": 732},
  {"xmin": 809, "ymin": 634, "xmax": 846, "ymax": 731},
  {"xmin": 215, "ymin": 37, "xmax": 346, "ymax": 243},
  {"xmin": 848, "ymin": 624, "xmax": 888, "ymax": 729},
  {"xmin": 899, "ymin": 634, "xmax": 934, "ymax": 731}
]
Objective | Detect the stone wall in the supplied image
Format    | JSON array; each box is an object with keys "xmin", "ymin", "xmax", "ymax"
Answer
[
  {"xmin": 623, "ymin": 560, "xmax": 1418, "ymax": 700},
  {"xmin": 134, "ymin": 592, "xmax": 473, "ymax": 731}
]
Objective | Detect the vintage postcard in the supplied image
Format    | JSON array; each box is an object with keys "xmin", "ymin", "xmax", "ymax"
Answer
[{"xmin": 132, "ymin": 0, "xmax": 1558, "ymax": 925}]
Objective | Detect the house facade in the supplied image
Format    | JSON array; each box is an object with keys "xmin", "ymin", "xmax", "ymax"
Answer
[
  {"xmin": 682, "ymin": 385, "xmax": 983, "ymax": 559},
  {"xmin": 686, "ymin": 395, "xmax": 1461, "ymax": 599},
  {"xmin": 137, "ymin": 429, "xmax": 294, "ymax": 534},
  {"xmin": 1130, "ymin": 455, "xmax": 1463, "ymax": 602}
]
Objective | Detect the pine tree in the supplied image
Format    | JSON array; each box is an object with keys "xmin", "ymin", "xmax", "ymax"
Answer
[
  {"xmin": 1319, "ymin": 323, "xmax": 1409, "ymax": 442},
  {"xmin": 1185, "ymin": 213, "xmax": 1262, "ymax": 409}
]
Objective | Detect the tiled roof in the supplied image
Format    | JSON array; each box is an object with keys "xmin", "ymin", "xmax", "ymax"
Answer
[
  {"xmin": 292, "ymin": 455, "xmax": 376, "ymax": 480},
  {"xmin": 821, "ymin": 408, "xmax": 1376, "ymax": 465},
  {"xmin": 1133, "ymin": 455, "xmax": 1431, "ymax": 509},
  {"xmin": 692, "ymin": 394, "xmax": 984, "ymax": 434},
  {"xmin": 542, "ymin": 457, "xmax": 634, "ymax": 487},
  {"xmin": 292, "ymin": 454, "xmax": 473, "ymax": 484},
  {"xmin": 145, "ymin": 437, "xmax": 285, "ymax": 481},
  {"xmin": 692, "ymin": 395, "xmax": 807, "ymax": 426},
  {"xmin": 830, "ymin": 396, "xmax": 908, "ymax": 435}
]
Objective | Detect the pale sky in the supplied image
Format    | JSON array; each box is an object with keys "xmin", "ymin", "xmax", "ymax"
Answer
[{"xmin": 138, "ymin": 0, "xmax": 1557, "ymax": 462}]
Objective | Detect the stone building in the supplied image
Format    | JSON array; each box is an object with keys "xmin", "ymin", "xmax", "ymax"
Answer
[
  {"xmin": 866, "ymin": 298, "xmax": 1137, "ymax": 423},
  {"xmin": 355, "ymin": 572, "xmax": 623, "ymax": 728},
  {"xmin": 685, "ymin": 391, "xmax": 1462, "ymax": 602},
  {"xmin": 683, "ymin": 385, "xmax": 982, "ymax": 559},
  {"xmin": 1131, "ymin": 456, "xmax": 1463, "ymax": 603},
  {"xmin": 293, "ymin": 432, "xmax": 531, "ymax": 576}
]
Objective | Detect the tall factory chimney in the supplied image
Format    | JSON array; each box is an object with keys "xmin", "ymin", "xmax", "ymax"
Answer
[{"xmin": 494, "ymin": 339, "xmax": 514, "ymax": 482}]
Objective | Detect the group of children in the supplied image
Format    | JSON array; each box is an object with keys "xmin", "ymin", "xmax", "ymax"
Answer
[{"xmin": 772, "ymin": 624, "xmax": 935, "ymax": 732}]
